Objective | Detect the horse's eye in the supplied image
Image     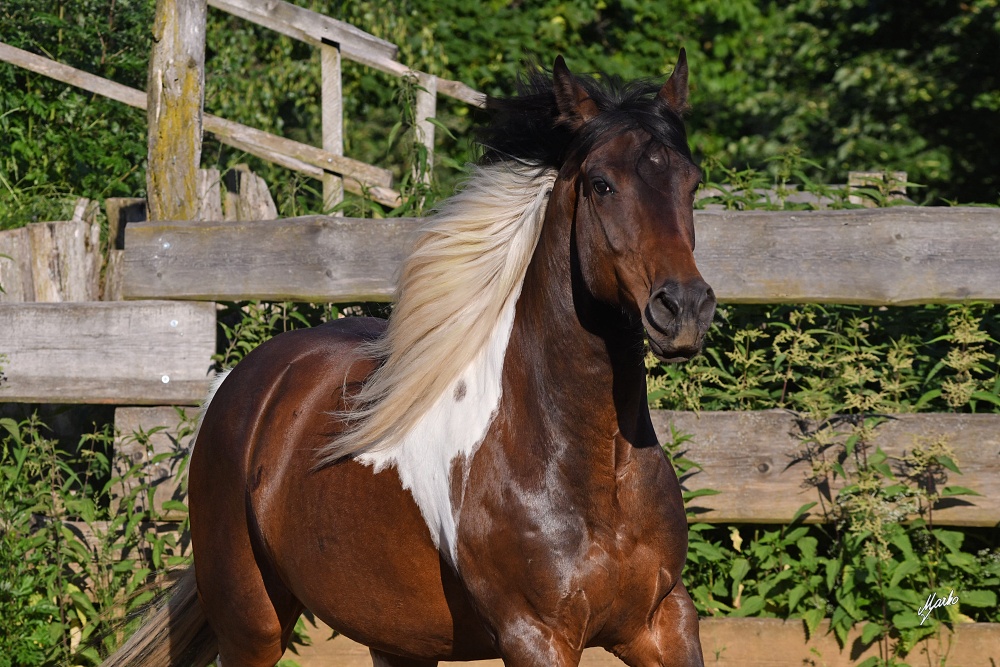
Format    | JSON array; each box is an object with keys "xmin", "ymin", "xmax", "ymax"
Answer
[{"xmin": 592, "ymin": 178, "xmax": 614, "ymax": 196}]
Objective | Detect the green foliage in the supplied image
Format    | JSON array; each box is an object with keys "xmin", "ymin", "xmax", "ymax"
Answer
[
  {"xmin": 0, "ymin": 0, "xmax": 153, "ymax": 226},
  {"xmin": 3, "ymin": 0, "xmax": 999, "ymax": 227},
  {"xmin": 648, "ymin": 301, "xmax": 1000, "ymax": 416},
  {"xmin": 0, "ymin": 412, "xmax": 194, "ymax": 666},
  {"xmin": 663, "ymin": 425, "xmax": 1000, "ymax": 665}
]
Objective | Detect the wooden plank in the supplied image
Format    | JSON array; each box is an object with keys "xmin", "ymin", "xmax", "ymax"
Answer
[
  {"xmin": 285, "ymin": 618, "xmax": 1000, "ymax": 667},
  {"xmin": 695, "ymin": 207, "xmax": 1000, "ymax": 305},
  {"xmin": 203, "ymin": 111, "xmax": 395, "ymax": 193},
  {"xmin": 123, "ymin": 208, "xmax": 1000, "ymax": 304},
  {"xmin": 223, "ymin": 165, "xmax": 279, "ymax": 221},
  {"xmin": 124, "ymin": 216, "xmax": 421, "ymax": 302},
  {"xmin": 436, "ymin": 77, "xmax": 486, "ymax": 108},
  {"xmin": 0, "ymin": 41, "xmax": 397, "ymax": 203},
  {"xmin": 204, "ymin": 0, "xmax": 484, "ymax": 109},
  {"xmin": 0, "ymin": 301, "xmax": 215, "ymax": 404},
  {"xmin": 147, "ymin": 0, "xmax": 206, "ymax": 221},
  {"xmin": 103, "ymin": 249, "xmax": 125, "ymax": 301},
  {"xmin": 0, "ymin": 227, "xmax": 33, "ymax": 303},
  {"xmin": 321, "ymin": 43, "xmax": 344, "ymax": 214},
  {"xmin": 26, "ymin": 207, "xmax": 102, "ymax": 302},
  {"xmin": 652, "ymin": 410, "xmax": 1000, "ymax": 527},
  {"xmin": 196, "ymin": 169, "xmax": 223, "ymax": 221},
  {"xmin": 415, "ymin": 72, "xmax": 437, "ymax": 184},
  {"xmin": 207, "ymin": 0, "xmax": 398, "ymax": 65},
  {"xmin": 114, "ymin": 406, "xmax": 197, "ymax": 520}
]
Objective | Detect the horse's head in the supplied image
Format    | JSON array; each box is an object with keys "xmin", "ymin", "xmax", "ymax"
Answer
[{"xmin": 552, "ymin": 52, "xmax": 716, "ymax": 362}]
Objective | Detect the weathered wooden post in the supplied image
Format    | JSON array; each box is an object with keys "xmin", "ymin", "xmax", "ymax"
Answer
[
  {"xmin": 147, "ymin": 0, "xmax": 207, "ymax": 221},
  {"xmin": 321, "ymin": 42, "xmax": 344, "ymax": 214},
  {"xmin": 414, "ymin": 72, "xmax": 437, "ymax": 185}
]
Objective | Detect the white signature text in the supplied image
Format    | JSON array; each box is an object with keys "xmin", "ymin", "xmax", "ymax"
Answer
[{"xmin": 917, "ymin": 589, "xmax": 959, "ymax": 625}]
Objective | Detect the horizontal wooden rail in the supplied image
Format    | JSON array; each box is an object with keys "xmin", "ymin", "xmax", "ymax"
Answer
[
  {"xmin": 0, "ymin": 41, "xmax": 400, "ymax": 207},
  {"xmin": 107, "ymin": 405, "xmax": 998, "ymax": 527},
  {"xmin": 124, "ymin": 215, "xmax": 420, "ymax": 302},
  {"xmin": 208, "ymin": 0, "xmax": 398, "ymax": 64},
  {"xmin": 123, "ymin": 207, "xmax": 1000, "ymax": 304},
  {"xmin": 697, "ymin": 206, "xmax": 1000, "ymax": 305},
  {"xmin": 0, "ymin": 301, "xmax": 215, "ymax": 404},
  {"xmin": 655, "ymin": 410, "xmax": 1000, "ymax": 527},
  {"xmin": 207, "ymin": 0, "xmax": 485, "ymax": 108}
]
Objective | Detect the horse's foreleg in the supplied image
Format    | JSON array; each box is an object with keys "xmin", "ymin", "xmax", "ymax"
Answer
[
  {"xmin": 369, "ymin": 648, "xmax": 438, "ymax": 667},
  {"xmin": 493, "ymin": 617, "xmax": 584, "ymax": 667},
  {"xmin": 616, "ymin": 582, "xmax": 704, "ymax": 667}
]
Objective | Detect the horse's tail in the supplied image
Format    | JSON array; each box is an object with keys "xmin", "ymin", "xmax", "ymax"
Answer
[{"xmin": 102, "ymin": 565, "xmax": 218, "ymax": 667}]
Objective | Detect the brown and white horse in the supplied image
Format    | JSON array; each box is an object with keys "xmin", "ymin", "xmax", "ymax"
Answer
[{"xmin": 104, "ymin": 52, "xmax": 715, "ymax": 667}]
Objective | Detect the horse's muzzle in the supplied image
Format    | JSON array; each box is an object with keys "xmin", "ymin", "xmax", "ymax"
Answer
[{"xmin": 643, "ymin": 278, "xmax": 716, "ymax": 362}]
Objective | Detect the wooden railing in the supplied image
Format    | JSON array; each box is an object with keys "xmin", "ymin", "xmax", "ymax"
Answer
[
  {"xmin": 3, "ymin": 203, "xmax": 999, "ymax": 526},
  {"xmin": 0, "ymin": 0, "xmax": 484, "ymax": 213}
]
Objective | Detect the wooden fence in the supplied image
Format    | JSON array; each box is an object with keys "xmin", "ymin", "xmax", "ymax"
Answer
[
  {"xmin": 3, "ymin": 200, "xmax": 1000, "ymax": 526},
  {"xmin": 0, "ymin": 0, "xmax": 484, "ymax": 215},
  {"xmin": 4, "ymin": 198, "xmax": 999, "ymax": 664}
]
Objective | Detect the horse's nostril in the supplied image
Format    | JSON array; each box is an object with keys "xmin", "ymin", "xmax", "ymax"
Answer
[{"xmin": 655, "ymin": 288, "xmax": 681, "ymax": 317}]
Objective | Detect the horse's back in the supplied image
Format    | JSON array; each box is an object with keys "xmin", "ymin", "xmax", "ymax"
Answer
[{"xmin": 189, "ymin": 317, "xmax": 494, "ymax": 662}]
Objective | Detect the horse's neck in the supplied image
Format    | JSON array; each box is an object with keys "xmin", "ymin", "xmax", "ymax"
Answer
[{"xmin": 507, "ymin": 210, "xmax": 652, "ymax": 465}]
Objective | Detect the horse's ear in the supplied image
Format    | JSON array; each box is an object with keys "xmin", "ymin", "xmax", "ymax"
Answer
[
  {"xmin": 659, "ymin": 48, "xmax": 690, "ymax": 113},
  {"xmin": 553, "ymin": 55, "xmax": 599, "ymax": 130}
]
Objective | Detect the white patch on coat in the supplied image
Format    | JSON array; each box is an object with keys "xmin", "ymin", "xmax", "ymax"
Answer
[{"xmin": 356, "ymin": 293, "xmax": 519, "ymax": 566}]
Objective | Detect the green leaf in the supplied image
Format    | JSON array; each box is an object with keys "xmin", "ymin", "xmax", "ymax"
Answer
[
  {"xmin": 790, "ymin": 501, "xmax": 818, "ymax": 524},
  {"xmin": 797, "ymin": 536, "xmax": 818, "ymax": 562},
  {"xmin": 970, "ymin": 390, "xmax": 1000, "ymax": 408},
  {"xmin": 825, "ymin": 558, "xmax": 842, "ymax": 591},
  {"xmin": 959, "ymin": 589, "xmax": 997, "ymax": 608},
  {"xmin": 935, "ymin": 455, "xmax": 961, "ymax": 473},
  {"xmin": 161, "ymin": 500, "xmax": 188, "ymax": 512},
  {"xmin": 889, "ymin": 558, "xmax": 920, "ymax": 588},
  {"xmin": 682, "ymin": 488, "xmax": 721, "ymax": 500},
  {"xmin": 860, "ymin": 621, "xmax": 883, "ymax": 645},
  {"xmin": 729, "ymin": 558, "xmax": 750, "ymax": 585},
  {"xmin": 731, "ymin": 594, "xmax": 765, "ymax": 617},
  {"xmin": 892, "ymin": 610, "xmax": 924, "ymax": 629},
  {"xmin": 941, "ymin": 485, "xmax": 981, "ymax": 497},
  {"xmin": 802, "ymin": 607, "xmax": 825, "ymax": 638},
  {"xmin": 932, "ymin": 528, "xmax": 964, "ymax": 553}
]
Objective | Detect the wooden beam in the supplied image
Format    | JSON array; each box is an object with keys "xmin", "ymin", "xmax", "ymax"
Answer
[
  {"xmin": 124, "ymin": 216, "xmax": 420, "ymax": 302},
  {"xmin": 0, "ymin": 227, "xmax": 33, "ymax": 303},
  {"xmin": 204, "ymin": 1, "xmax": 484, "ymax": 109},
  {"xmin": 321, "ymin": 43, "xmax": 344, "ymax": 213},
  {"xmin": 0, "ymin": 41, "xmax": 398, "ymax": 204},
  {"xmin": 123, "ymin": 208, "xmax": 1000, "ymax": 304},
  {"xmin": 414, "ymin": 72, "xmax": 437, "ymax": 185},
  {"xmin": 695, "ymin": 207, "xmax": 1000, "ymax": 305},
  {"xmin": 147, "ymin": 0, "xmax": 207, "ymax": 221},
  {"xmin": 652, "ymin": 410, "xmax": 1000, "ymax": 527},
  {"xmin": 0, "ymin": 301, "xmax": 215, "ymax": 404},
  {"xmin": 114, "ymin": 406, "xmax": 197, "ymax": 521},
  {"xmin": 207, "ymin": 0, "xmax": 397, "ymax": 65},
  {"xmin": 25, "ymin": 202, "xmax": 102, "ymax": 302}
]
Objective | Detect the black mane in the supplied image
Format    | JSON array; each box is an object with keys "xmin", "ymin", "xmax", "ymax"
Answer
[{"xmin": 479, "ymin": 66, "xmax": 692, "ymax": 169}]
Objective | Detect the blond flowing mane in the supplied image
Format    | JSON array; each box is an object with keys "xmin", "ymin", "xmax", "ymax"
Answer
[{"xmin": 316, "ymin": 163, "xmax": 557, "ymax": 465}]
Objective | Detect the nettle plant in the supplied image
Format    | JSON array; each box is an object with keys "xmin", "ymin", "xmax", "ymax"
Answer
[{"xmin": 0, "ymin": 413, "xmax": 194, "ymax": 666}]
